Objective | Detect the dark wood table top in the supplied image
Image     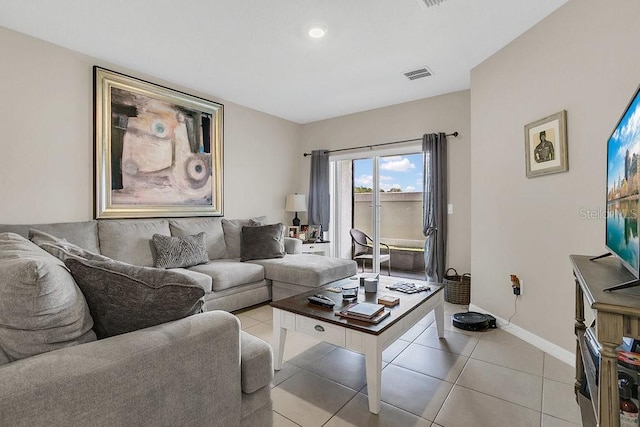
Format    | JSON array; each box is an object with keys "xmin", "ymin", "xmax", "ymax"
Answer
[
  {"xmin": 271, "ymin": 276, "xmax": 443, "ymax": 336},
  {"xmin": 571, "ymin": 254, "xmax": 640, "ymax": 314}
]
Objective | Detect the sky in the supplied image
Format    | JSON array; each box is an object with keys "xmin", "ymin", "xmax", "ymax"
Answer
[
  {"xmin": 607, "ymin": 89, "xmax": 640, "ymax": 192},
  {"xmin": 353, "ymin": 153, "xmax": 423, "ymax": 192}
]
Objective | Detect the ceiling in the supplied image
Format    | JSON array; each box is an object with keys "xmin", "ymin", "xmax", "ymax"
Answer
[{"xmin": 0, "ymin": 0, "xmax": 567, "ymax": 124}]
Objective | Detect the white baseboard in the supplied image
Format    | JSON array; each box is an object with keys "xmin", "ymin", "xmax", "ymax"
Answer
[{"xmin": 469, "ymin": 304, "xmax": 575, "ymax": 367}]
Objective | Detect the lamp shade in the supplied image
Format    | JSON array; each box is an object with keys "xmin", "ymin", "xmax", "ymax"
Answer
[{"xmin": 285, "ymin": 194, "xmax": 307, "ymax": 212}]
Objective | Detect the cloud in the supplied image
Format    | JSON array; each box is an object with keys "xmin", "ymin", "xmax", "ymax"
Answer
[
  {"xmin": 354, "ymin": 174, "xmax": 373, "ymax": 187},
  {"xmin": 380, "ymin": 183, "xmax": 401, "ymax": 191},
  {"xmin": 405, "ymin": 186, "xmax": 416, "ymax": 192},
  {"xmin": 614, "ymin": 100, "xmax": 640, "ymax": 159},
  {"xmin": 380, "ymin": 157, "xmax": 416, "ymax": 172},
  {"xmin": 380, "ymin": 175, "xmax": 394, "ymax": 182}
]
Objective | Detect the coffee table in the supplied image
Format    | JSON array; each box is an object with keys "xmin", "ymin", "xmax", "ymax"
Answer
[{"xmin": 271, "ymin": 276, "xmax": 444, "ymax": 414}]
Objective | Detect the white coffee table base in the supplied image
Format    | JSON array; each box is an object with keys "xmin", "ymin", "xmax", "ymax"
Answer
[{"xmin": 273, "ymin": 291, "xmax": 444, "ymax": 414}]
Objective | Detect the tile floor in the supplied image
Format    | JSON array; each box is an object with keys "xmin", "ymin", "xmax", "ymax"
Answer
[{"xmin": 236, "ymin": 302, "xmax": 582, "ymax": 427}]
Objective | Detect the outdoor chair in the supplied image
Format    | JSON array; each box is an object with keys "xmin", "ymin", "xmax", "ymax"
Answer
[{"xmin": 349, "ymin": 228, "xmax": 391, "ymax": 275}]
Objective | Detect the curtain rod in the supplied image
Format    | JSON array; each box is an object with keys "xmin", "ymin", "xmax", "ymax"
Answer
[{"xmin": 302, "ymin": 132, "xmax": 458, "ymax": 157}]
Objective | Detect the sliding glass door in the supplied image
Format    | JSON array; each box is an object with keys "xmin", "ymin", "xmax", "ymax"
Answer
[{"xmin": 345, "ymin": 152, "xmax": 424, "ymax": 275}]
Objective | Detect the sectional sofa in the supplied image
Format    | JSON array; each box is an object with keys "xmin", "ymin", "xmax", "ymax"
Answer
[
  {"xmin": 0, "ymin": 216, "xmax": 357, "ymax": 426},
  {"xmin": 0, "ymin": 217, "xmax": 357, "ymax": 310}
]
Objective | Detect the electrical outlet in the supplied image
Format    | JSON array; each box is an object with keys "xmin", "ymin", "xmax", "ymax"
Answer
[{"xmin": 510, "ymin": 274, "xmax": 521, "ymax": 296}]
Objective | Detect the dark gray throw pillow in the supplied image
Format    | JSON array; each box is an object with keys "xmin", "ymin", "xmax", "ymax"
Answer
[
  {"xmin": 240, "ymin": 223, "xmax": 286, "ymax": 262},
  {"xmin": 65, "ymin": 258, "xmax": 205, "ymax": 339},
  {"xmin": 152, "ymin": 232, "xmax": 209, "ymax": 269}
]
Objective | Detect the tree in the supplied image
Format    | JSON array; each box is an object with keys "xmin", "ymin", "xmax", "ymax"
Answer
[
  {"xmin": 389, "ymin": 188, "xmax": 402, "ymax": 192},
  {"xmin": 354, "ymin": 186, "xmax": 372, "ymax": 193}
]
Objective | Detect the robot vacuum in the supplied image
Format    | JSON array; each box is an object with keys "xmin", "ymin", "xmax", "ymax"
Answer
[{"xmin": 452, "ymin": 312, "xmax": 497, "ymax": 331}]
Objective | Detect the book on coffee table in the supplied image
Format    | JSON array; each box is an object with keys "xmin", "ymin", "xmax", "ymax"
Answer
[
  {"xmin": 336, "ymin": 307, "xmax": 391, "ymax": 324},
  {"xmin": 345, "ymin": 302, "xmax": 385, "ymax": 319}
]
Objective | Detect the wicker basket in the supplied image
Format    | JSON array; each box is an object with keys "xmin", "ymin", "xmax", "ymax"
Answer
[{"xmin": 443, "ymin": 268, "xmax": 471, "ymax": 304}]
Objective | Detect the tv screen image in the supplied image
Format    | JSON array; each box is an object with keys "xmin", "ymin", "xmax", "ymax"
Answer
[{"xmin": 606, "ymin": 85, "xmax": 640, "ymax": 275}]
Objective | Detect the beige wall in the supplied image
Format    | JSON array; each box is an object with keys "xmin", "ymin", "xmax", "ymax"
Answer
[
  {"xmin": 301, "ymin": 91, "xmax": 472, "ymax": 272},
  {"xmin": 0, "ymin": 26, "xmax": 301, "ymax": 224},
  {"xmin": 470, "ymin": 0, "xmax": 640, "ymax": 352}
]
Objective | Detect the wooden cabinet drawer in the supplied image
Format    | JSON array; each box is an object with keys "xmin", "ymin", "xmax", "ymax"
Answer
[{"xmin": 296, "ymin": 316, "xmax": 345, "ymax": 346}]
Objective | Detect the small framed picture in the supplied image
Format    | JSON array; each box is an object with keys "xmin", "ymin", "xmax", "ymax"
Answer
[
  {"xmin": 524, "ymin": 110, "xmax": 568, "ymax": 178},
  {"xmin": 308, "ymin": 225, "xmax": 322, "ymax": 241},
  {"xmin": 300, "ymin": 224, "xmax": 309, "ymax": 238},
  {"xmin": 286, "ymin": 226, "xmax": 299, "ymax": 239}
]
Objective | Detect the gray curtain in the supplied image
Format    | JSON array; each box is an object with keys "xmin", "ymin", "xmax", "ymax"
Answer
[
  {"xmin": 308, "ymin": 150, "xmax": 330, "ymax": 232},
  {"xmin": 422, "ymin": 133, "xmax": 447, "ymax": 282}
]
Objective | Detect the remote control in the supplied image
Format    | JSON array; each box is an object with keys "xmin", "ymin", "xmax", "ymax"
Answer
[{"xmin": 308, "ymin": 294, "xmax": 335, "ymax": 308}]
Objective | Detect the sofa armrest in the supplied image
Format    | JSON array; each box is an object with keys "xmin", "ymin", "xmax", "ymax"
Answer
[
  {"xmin": 240, "ymin": 331, "xmax": 273, "ymax": 393},
  {"xmin": 284, "ymin": 237, "xmax": 302, "ymax": 254},
  {"xmin": 0, "ymin": 311, "xmax": 243, "ymax": 427}
]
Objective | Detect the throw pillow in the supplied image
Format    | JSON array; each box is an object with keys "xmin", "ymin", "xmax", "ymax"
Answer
[
  {"xmin": 222, "ymin": 216, "xmax": 266, "ymax": 259},
  {"xmin": 152, "ymin": 232, "xmax": 209, "ymax": 269},
  {"xmin": 169, "ymin": 217, "xmax": 227, "ymax": 260},
  {"xmin": 0, "ymin": 233, "xmax": 96, "ymax": 362},
  {"xmin": 29, "ymin": 228, "xmax": 111, "ymax": 262},
  {"xmin": 98, "ymin": 219, "xmax": 171, "ymax": 267},
  {"xmin": 65, "ymin": 258, "xmax": 206, "ymax": 339},
  {"xmin": 240, "ymin": 223, "xmax": 286, "ymax": 262}
]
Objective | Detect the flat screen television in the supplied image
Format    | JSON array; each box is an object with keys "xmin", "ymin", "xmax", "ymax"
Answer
[{"xmin": 600, "ymin": 84, "xmax": 640, "ymax": 291}]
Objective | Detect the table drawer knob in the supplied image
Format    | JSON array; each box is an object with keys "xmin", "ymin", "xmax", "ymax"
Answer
[{"xmin": 314, "ymin": 325, "xmax": 325, "ymax": 332}]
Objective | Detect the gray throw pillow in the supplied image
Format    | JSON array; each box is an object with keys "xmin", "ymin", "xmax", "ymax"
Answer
[
  {"xmin": 222, "ymin": 216, "xmax": 267, "ymax": 259},
  {"xmin": 240, "ymin": 223, "xmax": 286, "ymax": 262},
  {"xmin": 0, "ymin": 233, "xmax": 96, "ymax": 362},
  {"xmin": 29, "ymin": 228, "xmax": 111, "ymax": 262},
  {"xmin": 65, "ymin": 258, "xmax": 206, "ymax": 339},
  {"xmin": 152, "ymin": 232, "xmax": 209, "ymax": 269}
]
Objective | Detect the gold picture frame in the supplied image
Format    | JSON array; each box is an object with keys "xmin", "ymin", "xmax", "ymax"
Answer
[
  {"xmin": 524, "ymin": 110, "xmax": 568, "ymax": 178},
  {"xmin": 94, "ymin": 67, "xmax": 224, "ymax": 218}
]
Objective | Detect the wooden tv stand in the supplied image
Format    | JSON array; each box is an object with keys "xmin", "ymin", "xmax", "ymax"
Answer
[{"xmin": 571, "ymin": 255, "xmax": 640, "ymax": 427}]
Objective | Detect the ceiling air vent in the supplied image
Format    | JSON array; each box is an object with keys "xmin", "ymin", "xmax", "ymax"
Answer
[
  {"xmin": 420, "ymin": 0, "xmax": 447, "ymax": 6},
  {"xmin": 404, "ymin": 67, "xmax": 433, "ymax": 81}
]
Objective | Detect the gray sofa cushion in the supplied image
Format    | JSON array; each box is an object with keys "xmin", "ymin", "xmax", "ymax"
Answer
[
  {"xmin": 98, "ymin": 219, "xmax": 171, "ymax": 267},
  {"xmin": 0, "ymin": 233, "xmax": 96, "ymax": 362},
  {"xmin": 284, "ymin": 237, "xmax": 302, "ymax": 254},
  {"xmin": 65, "ymin": 258, "xmax": 205, "ymax": 339},
  {"xmin": 222, "ymin": 216, "xmax": 266, "ymax": 259},
  {"xmin": 0, "ymin": 220, "xmax": 100, "ymax": 253},
  {"xmin": 250, "ymin": 254, "xmax": 357, "ymax": 287},
  {"xmin": 152, "ymin": 233, "xmax": 209, "ymax": 269},
  {"xmin": 240, "ymin": 331, "xmax": 273, "ymax": 394},
  {"xmin": 169, "ymin": 217, "xmax": 227, "ymax": 260},
  {"xmin": 240, "ymin": 223, "xmax": 286, "ymax": 262},
  {"xmin": 188, "ymin": 259, "xmax": 264, "ymax": 292},
  {"xmin": 29, "ymin": 229, "xmax": 111, "ymax": 262},
  {"xmin": 171, "ymin": 268, "xmax": 213, "ymax": 293}
]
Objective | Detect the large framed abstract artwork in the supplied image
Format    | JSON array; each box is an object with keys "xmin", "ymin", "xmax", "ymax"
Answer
[{"xmin": 94, "ymin": 67, "xmax": 223, "ymax": 218}]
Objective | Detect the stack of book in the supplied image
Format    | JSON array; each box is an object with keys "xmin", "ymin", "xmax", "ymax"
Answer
[{"xmin": 336, "ymin": 302, "xmax": 390, "ymax": 324}]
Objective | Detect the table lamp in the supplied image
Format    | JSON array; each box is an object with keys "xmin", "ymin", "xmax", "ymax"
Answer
[{"xmin": 285, "ymin": 194, "xmax": 306, "ymax": 226}]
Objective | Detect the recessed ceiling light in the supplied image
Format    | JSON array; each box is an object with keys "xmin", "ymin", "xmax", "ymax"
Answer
[{"xmin": 307, "ymin": 26, "xmax": 326, "ymax": 39}]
